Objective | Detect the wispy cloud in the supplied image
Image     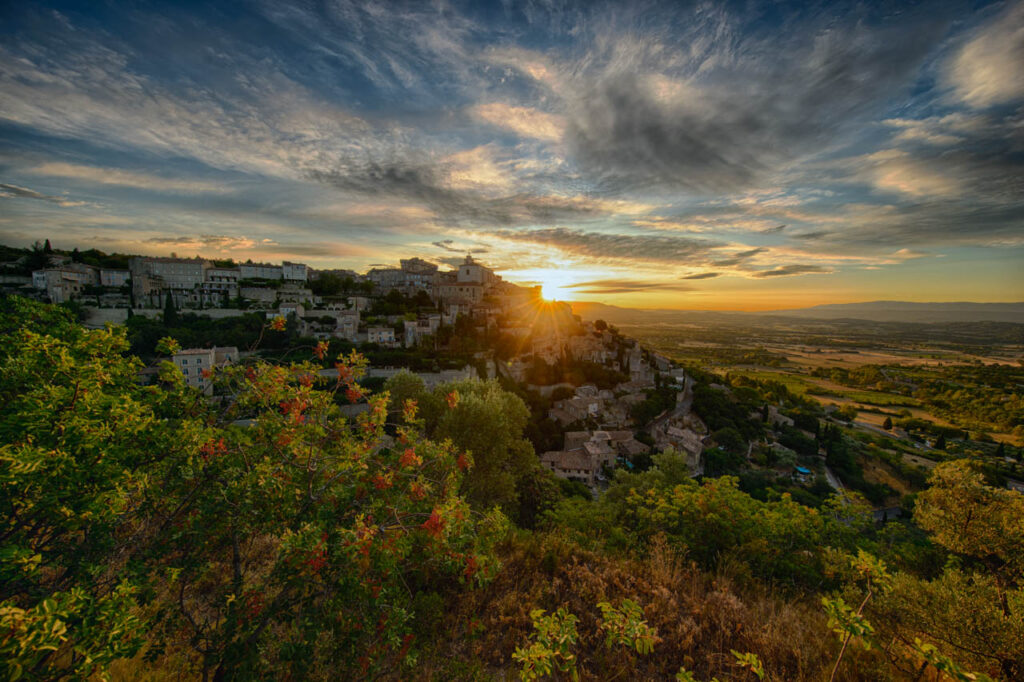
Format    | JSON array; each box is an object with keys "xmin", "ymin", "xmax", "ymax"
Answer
[
  {"xmin": 0, "ymin": 183, "xmax": 89, "ymax": 207},
  {"xmin": 308, "ymin": 162, "xmax": 653, "ymax": 227},
  {"xmin": 471, "ymin": 103, "xmax": 564, "ymax": 142},
  {"xmin": 145, "ymin": 234, "xmax": 258, "ymax": 249},
  {"xmin": 565, "ymin": 278, "xmax": 693, "ymax": 295},
  {"xmin": 432, "ymin": 239, "xmax": 490, "ymax": 254},
  {"xmin": 491, "ymin": 227, "xmax": 720, "ymax": 265},
  {"xmin": 751, "ymin": 264, "xmax": 831, "ymax": 278},
  {"xmin": 556, "ymin": 5, "xmax": 950, "ymax": 192},
  {"xmin": 947, "ymin": 2, "xmax": 1024, "ymax": 108},
  {"xmin": 31, "ymin": 163, "xmax": 229, "ymax": 194}
]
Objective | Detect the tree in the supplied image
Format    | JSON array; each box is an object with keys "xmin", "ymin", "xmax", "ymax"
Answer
[
  {"xmin": 383, "ymin": 369, "xmax": 428, "ymax": 416},
  {"xmin": 711, "ymin": 427, "xmax": 746, "ymax": 456},
  {"xmin": 163, "ymin": 291, "xmax": 178, "ymax": 326},
  {"xmin": 0, "ymin": 298, "xmax": 505, "ymax": 680},
  {"xmin": 25, "ymin": 241, "xmax": 51, "ymax": 272},
  {"xmin": 836, "ymin": 405, "xmax": 858, "ymax": 422},
  {"xmin": 43, "ymin": 238, "xmax": 52, "ymax": 253},
  {"xmin": 0, "ymin": 300, "xmax": 167, "ymax": 679},
  {"xmin": 934, "ymin": 434, "xmax": 946, "ymax": 450},
  {"xmin": 882, "ymin": 416, "xmax": 893, "ymax": 430},
  {"xmin": 879, "ymin": 460, "xmax": 1024, "ymax": 679},
  {"xmin": 916, "ymin": 461, "xmax": 1024, "ymax": 603},
  {"xmin": 423, "ymin": 379, "xmax": 540, "ymax": 518},
  {"xmin": 594, "ymin": 319, "xmax": 608, "ymax": 331}
]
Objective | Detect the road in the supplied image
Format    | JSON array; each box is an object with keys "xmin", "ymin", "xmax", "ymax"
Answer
[{"xmin": 823, "ymin": 465, "xmax": 845, "ymax": 493}]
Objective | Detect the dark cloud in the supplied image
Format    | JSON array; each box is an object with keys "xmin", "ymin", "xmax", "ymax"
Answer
[
  {"xmin": 145, "ymin": 234, "xmax": 255, "ymax": 249},
  {"xmin": 760, "ymin": 224, "xmax": 787, "ymax": 234},
  {"xmin": 566, "ymin": 278, "xmax": 694, "ymax": 295},
  {"xmin": 711, "ymin": 247, "xmax": 766, "ymax": 267},
  {"xmin": 792, "ymin": 231, "xmax": 830, "ymax": 241},
  {"xmin": 432, "ymin": 239, "xmax": 490, "ymax": 254},
  {"xmin": 491, "ymin": 227, "xmax": 720, "ymax": 264},
  {"xmin": 565, "ymin": 7, "xmax": 950, "ymax": 192},
  {"xmin": 308, "ymin": 162, "xmax": 615, "ymax": 227},
  {"xmin": 271, "ymin": 243, "xmax": 372, "ymax": 257},
  {"xmin": 681, "ymin": 272, "xmax": 721, "ymax": 280},
  {"xmin": 0, "ymin": 182, "xmax": 84, "ymax": 207},
  {"xmin": 751, "ymin": 264, "xmax": 830, "ymax": 278},
  {"xmin": 836, "ymin": 200, "xmax": 1024, "ymax": 248}
]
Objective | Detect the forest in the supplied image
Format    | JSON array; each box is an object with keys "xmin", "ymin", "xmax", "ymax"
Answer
[{"xmin": 2, "ymin": 297, "xmax": 1021, "ymax": 681}]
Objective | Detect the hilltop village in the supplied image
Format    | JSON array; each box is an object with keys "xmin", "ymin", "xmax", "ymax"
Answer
[{"xmin": 0, "ymin": 242, "xmax": 895, "ymax": 503}]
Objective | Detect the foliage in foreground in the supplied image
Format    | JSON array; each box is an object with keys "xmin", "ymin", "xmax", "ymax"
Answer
[
  {"xmin": 1, "ymin": 297, "xmax": 1020, "ymax": 680},
  {"xmin": 0, "ymin": 297, "xmax": 504, "ymax": 680}
]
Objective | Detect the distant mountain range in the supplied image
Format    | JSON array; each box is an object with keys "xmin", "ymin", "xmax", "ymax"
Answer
[{"xmin": 571, "ymin": 301, "xmax": 1024, "ymax": 324}]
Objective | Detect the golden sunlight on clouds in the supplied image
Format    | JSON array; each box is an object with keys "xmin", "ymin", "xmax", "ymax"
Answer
[
  {"xmin": 31, "ymin": 162, "xmax": 230, "ymax": 193},
  {"xmin": 443, "ymin": 145, "xmax": 514, "ymax": 192},
  {"xmin": 471, "ymin": 102, "xmax": 565, "ymax": 142},
  {"xmin": 864, "ymin": 150, "xmax": 960, "ymax": 197},
  {"xmin": 947, "ymin": 2, "xmax": 1024, "ymax": 108}
]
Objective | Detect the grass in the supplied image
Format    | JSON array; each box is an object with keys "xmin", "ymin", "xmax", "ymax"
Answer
[
  {"xmin": 827, "ymin": 388, "xmax": 919, "ymax": 407},
  {"xmin": 724, "ymin": 370, "xmax": 813, "ymax": 395}
]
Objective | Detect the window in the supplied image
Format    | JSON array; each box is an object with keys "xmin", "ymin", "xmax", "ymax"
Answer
[{"xmin": 182, "ymin": 369, "xmax": 189, "ymax": 375}]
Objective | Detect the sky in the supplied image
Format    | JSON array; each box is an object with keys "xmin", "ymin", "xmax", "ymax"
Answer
[{"xmin": 0, "ymin": 0, "xmax": 1022, "ymax": 310}]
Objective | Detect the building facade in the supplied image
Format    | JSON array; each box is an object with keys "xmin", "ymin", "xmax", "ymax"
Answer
[{"xmin": 171, "ymin": 346, "xmax": 238, "ymax": 395}]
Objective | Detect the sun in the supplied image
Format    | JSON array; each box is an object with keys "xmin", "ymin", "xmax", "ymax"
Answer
[{"xmin": 536, "ymin": 270, "xmax": 578, "ymax": 301}]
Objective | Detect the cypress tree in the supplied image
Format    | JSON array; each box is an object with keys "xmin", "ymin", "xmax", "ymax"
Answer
[{"xmin": 163, "ymin": 291, "xmax": 178, "ymax": 326}]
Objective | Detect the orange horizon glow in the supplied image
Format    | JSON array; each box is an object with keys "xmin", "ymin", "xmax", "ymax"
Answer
[{"xmin": 503, "ymin": 265, "xmax": 1024, "ymax": 312}]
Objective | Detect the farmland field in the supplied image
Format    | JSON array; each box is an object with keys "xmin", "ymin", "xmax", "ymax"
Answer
[{"xmin": 618, "ymin": 317, "xmax": 1024, "ymax": 446}]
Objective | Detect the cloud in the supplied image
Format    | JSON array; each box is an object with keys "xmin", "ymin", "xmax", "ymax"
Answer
[
  {"xmin": 31, "ymin": 162, "xmax": 229, "ymax": 193},
  {"xmin": 0, "ymin": 183, "xmax": 88, "ymax": 207},
  {"xmin": 432, "ymin": 239, "xmax": 490, "ymax": 254},
  {"xmin": 442, "ymin": 145, "xmax": 515, "ymax": 193},
  {"xmin": 860, "ymin": 149, "xmax": 961, "ymax": 197},
  {"xmin": 882, "ymin": 116, "xmax": 977, "ymax": 146},
  {"xmin": 491, "ymin": 227, "xmax": 720, "ymax": 264},
  {"xmin": 890, "ymin": 248, "xmax": 928, "ymax": 261},
  {"xmin": 947, "ymin": 2, "xmax": 1024, "ymax": 108},
  {"xmin": 471, "ymin": 103, "xmax": 564, "ymax": 142},
  {"xmin": 0, "ymin": 27, "xmax": 375, "ymax": 180},
  {"xmin": 565, "ymin": 278, "xmax": 694, "ymax": 295},
  {"xmin": 308, "ymin": 161, "xmax": 653, "ymax": 226},
  {"xmin": 142, "ymin": 234, "xmax": 370, "ymax": 259},
  {"xmin": 681, "ymin": 272, "xmax": 721, "ymax": 280},
  {"xmin": 145, "ymin": 234, "xmax": 258, "ymax": 250},
  {"xmin": 751, "ymin": 264, "xmax": 831, "ymax": 278},
  {"xmin": 711, "ymin": 247, "xmax": 767, "ymax": 268},
  {"xmin": 560, "ymin": 5, "xmax": 949, "ymax": 192}
]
